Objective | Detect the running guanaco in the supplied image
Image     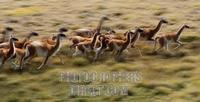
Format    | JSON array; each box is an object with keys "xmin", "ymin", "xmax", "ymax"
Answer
[
  {"xmin": 140, "ymin": 18, "xmax": 168, "ymax": 41},
  {"xmin": 153, "ymin": 24, "xmax": 190, "ymax": 52},
  {"xmin": 21, "ymin": 33, "xmax": 67, "ymax": 69}
]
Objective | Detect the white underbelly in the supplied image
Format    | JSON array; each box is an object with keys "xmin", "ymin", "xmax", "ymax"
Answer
[
  {"xmin": 31, "ymin": 41, "xmax": 48, "ymax": 57},
  {"xmin": 35, "ymin": 47, "xmax": 48, "ymax": 57},
  {"xmin": 31, "ymin": 41, "xmax": 62, "ymax": 57}
]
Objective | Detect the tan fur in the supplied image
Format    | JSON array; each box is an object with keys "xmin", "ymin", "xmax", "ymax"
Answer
[
  {"xmin": 153, "ymin": 24, "xmax": 190, "ymax": 52},
  {"xmin": 21, "ymin": 34, "xmax": 66, "ymax": 70},
  {"xmin": 140, "ymin": 19, "xmax": 168, "ymax": 41},
  {"xmin": 106, "ymin": 30, "xmax": 132, "ymax": 59}
]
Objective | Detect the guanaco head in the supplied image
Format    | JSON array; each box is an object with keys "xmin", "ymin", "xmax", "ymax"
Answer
[
  {"xmin": 160, "ymin": 18, "xmax": 168, "ymax": 24},
  {"xmin": 30, "ymin": 32, "xmax": 39, "ymax": 36},
  {"xmin": 53, "ymin": 33, "xmax": 67, "ymax": 41},
  {"xmin": 183, "ymin": 24, "xmax": 190, "ymax": 29},
  {"xmin": 59, "ymin": 27, "xmax": 68, "ymax": 33},
  {"xmin": 57, "ymin": 33, "xmax": 67, "ymax": 39},
  {"xmin": 136, "ymin": 28, "xmax": 144, "ymax": 33},
  {"xmin": 101, "ymin": 16, "xmax": 110, "ymax": 21},
  {"xmin": 5, "ymin": 27, "xmax": 13, "ymax": 32},
  {"xmin": 9, "ymin": 37, "xmax": 19, "ymax": 42}
]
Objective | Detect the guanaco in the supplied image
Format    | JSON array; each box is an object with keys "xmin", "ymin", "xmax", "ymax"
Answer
[
  {"xmin": 106, "ymin": 28, "xmax": 143, "ymax": 59},
  {"xmin": 68, "ymin": 29, "xmax": 113, "ymax": 49},
  {"xmin": 21, "ymin": 33, "xmax": 67, "ymax": 69},
  {"xmin": 73, "ymin": 16, "xmax": 110, "ymax": 37},
  {"xmin": 0, "ymin": 37, "xmax": 18, "ymax": 68},
  {"xmin": 104, "ymin": 29, "xmax": 127, "ymax": 40},
  {"xmin": 74, "ymin": 28, "xmax": 95, "ymax": 38},
  {"xmin": 72, "ymin": 33, "xmax": 100, "ymax": 56},
  {"xmin": 22, "ymin": 28, "xmax": 67, "ymax": 66},
  {"xmin": 106, "ymin": 30, "xmax": 132, "ymax": 59},
  {"xmin": 129, "ymin": 28, "xmax": 144, "ymax": 56},
  {"xmin": 72, "ymin": 16, "xmax": 109, "ymax": 56},
  {"xmin": 93, "ymin": 35, "xmax": 109, "ymax": 61},
  {"xmin": 68, "ymin": 36, "xmax": 91, "ymax": 48},
  {"xmin": 153, "ymin": 24, "xmax": 190, "ymax": 52},
  {"xmin": 140, "ymin": 18, "xmax": 168, "ymax": 41}
]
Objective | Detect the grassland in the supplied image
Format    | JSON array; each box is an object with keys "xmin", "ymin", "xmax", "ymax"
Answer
[{"xmin": 0, "ymin": 0, "xmax": 200, "ymax": 102}]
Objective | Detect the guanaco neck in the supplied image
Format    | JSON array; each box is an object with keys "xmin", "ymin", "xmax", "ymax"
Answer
[
  {"xmin": 21, "ymin": 35, "xmax": 32, "ymax": 45},
  {"xmin": 131, "ymin": 31, "xmax": 140, "ymax": 44},
  {"xmin": 91, "ymin": 33, "xmax": 99, "ymax": 49},
  {"xmin": 2, "ymin": 31, "xmax": 12, "ymax": 42},
  {"xmin": 95, "ymin": 18, "xmax": 104, "ymax": 33},
  {"xmin": 176, "ymin": 26, "xmax": 186, "ymax": 38},
  {"xmin": 100, "ymin": 38, "xmax": 107, "ymax": 49},
  {"xmin": 124, "ymin": 32, "xmax": 131, "ymax": 46},
  {"xmin": 152, "ymin": 20, "xmax": 163, "ymax": 35},
  {"xmin": 7, "ymin": 39, "xmax": 15, "ymax": 59},
  {"xmin": 49, "ymin": 35, "xmax": 61, "ymax": 55},
  {"xmin": 91, "ymin": 18, "xmax": 105, "ymax": 49}
]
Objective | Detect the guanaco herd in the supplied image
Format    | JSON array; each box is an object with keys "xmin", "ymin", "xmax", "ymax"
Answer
[{"xmin": 0, "ymin": 16, "xmax": 190, "ymax": 71}]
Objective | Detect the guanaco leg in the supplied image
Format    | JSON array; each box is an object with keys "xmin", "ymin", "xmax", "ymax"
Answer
[
  {"xmin": 37, "ymin": 54, "xmax": 50, "ymax": 69},
  {"xmin": 155, "ymin": 38, "xmax": 165, "ymax": 52},
  {"xmin": 165, "ymin": 41, "xmax": 169, "ymax": 52},
  {"xmin": 174, "ymin": 40, "xmax": 183, "ymax": 49},
  {"xmin": 93, "ymin": 49, "xmax": 102, "ymax": 61},
  {"xmin": 131, "ymin": 45, "xmax": 142, "ymax": 56}
]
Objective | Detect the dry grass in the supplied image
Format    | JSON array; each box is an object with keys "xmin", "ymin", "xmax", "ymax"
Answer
[
  {"xmin": 5, "ymin": 6, "xmax": 43, "ymax": 16},
  {"xmin": 0, "ymin": 0, "xmax": 200, "ymax": 102}
]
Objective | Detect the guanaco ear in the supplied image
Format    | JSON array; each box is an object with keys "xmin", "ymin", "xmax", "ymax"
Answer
[{"xmin": 30, "ymin": 32, "xmax": 39, "ymax": 36}]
